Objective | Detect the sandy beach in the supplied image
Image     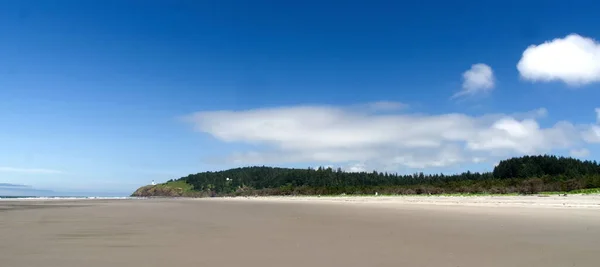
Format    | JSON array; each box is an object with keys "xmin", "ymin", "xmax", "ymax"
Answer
[{"xmin": 1, "ymin": 196, "xmax": 600, "ymax": 267}]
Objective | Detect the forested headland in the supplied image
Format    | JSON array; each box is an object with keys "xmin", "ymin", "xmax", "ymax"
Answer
[{"xmin": 131, "ymin": 155, "xmax": 600, "ymax": 197}]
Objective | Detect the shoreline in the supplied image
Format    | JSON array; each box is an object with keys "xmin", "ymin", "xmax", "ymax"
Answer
[
  {"xmin": 4, "ymin": 194, "xmax": 600, "ymax": 209},
  {"xmin": 208, "ymin": 194, "xmax": 600, "ymax": 209}
]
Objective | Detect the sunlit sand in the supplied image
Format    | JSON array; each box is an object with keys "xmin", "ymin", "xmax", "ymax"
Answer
[{"xmin": 1, "ymin": 197, "xmax": 599, "ymax": 267}]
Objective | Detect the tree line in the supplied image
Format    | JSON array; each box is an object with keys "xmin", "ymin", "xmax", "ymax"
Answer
[{"xmin": 168, "ymin": 155, "xmax": 600, "ymax": 196}]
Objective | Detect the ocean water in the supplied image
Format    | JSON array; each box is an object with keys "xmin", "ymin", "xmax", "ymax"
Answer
[{"xmin": 0, "ymin": 196, "xmax": 139, "ymax": 200}]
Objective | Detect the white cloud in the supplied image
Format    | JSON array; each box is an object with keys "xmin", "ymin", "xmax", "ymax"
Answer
[
  {"xmin": 454, "ymin": 64, "xmax": 495, "ymax": 98},
  {"xmin": 185, "ymin": 105, "xmax": 598, "ymax": 171},
  {"xmin": 466, "ymin": 119, "xmax": 577, "ymax": 154},
  {"xmin": 472, "ymin": 157, "xmax": 486, "ymax": 163},
  {"xmin": 582, "ymin": 108, "xmax": 600, "ymax": 143},
  {"xmin": 0, "ymin": 167, "xmax": 62, "ymax": 174},
  {"xmin": 583, "ymin": 125, "xmax": 600, "ymax": 143},
  {"xmin": 346, "ymin": 163, "xmax": 366, "ymax": 173},
  {"xmin": 570, "ymin": 148, "xmax": 590, "ymax": 158},
  {"xmin": 517, "ymin": 34, "xmax": 600, "ymax": 86}
]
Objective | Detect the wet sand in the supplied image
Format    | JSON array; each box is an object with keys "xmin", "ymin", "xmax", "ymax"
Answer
[{"xmin": 1, "ymin": 197, "xmax": 600, "ymax": 267}]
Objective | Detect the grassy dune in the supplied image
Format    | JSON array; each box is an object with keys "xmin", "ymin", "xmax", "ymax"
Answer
[{"xmin": 131, "ymin": 180, "xmax": 201, "ymax": 197}]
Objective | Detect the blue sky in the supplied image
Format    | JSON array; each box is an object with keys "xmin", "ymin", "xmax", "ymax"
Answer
[{"xmin": 1, "ymin": 0, "xmax": 600, "ymax": 196}]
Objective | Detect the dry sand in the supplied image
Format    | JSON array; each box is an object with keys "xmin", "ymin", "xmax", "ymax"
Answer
[{"xmin": 1, "ymin": 196, "xmax": 600, "ymax": 267}]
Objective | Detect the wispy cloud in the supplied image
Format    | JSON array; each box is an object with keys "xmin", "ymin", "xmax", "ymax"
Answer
[
  {"xmin": 453, "ymin": 63, "xmax": 495, "ymax": 98},
  {"xmin": 0, "ymin": 167, "xmax": 63, "ymax": 174},
  {"xmin": 569, "ymin": 148, "xmax": 590, "ymax": 158},
  {"xmin": 0, "ymin": 183, "xmax": 30, "ymax": 188},
  {"xmin": 185, "ymin": 104, "xmax": 598, "ymax": 171}
]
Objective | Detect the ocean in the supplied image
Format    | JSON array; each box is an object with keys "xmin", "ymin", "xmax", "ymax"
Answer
[{"xmin": 0, "ymin": 196, "xmax": 138, "ymax": 200}]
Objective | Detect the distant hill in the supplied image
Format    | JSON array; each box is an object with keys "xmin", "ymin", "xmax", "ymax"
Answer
[
  {"xmin": 131, "ymin": 180, "xmax": 205, "ymax": 197},
  {"xmin": 132, "ymin": 155, "xmax": 600, "ymax": 197}
]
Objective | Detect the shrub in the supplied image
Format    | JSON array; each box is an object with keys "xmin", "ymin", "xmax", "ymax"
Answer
[
  {"xmin": 518, "ymin": 178, "xmax": 543, "ymax": 194},
  {"xmin": 564, "ymin": 179, "xmax": 582, "ymax": 191}
]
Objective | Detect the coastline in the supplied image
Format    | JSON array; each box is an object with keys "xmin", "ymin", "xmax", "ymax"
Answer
[
  {"xmin": 209, "ymin": 194, "xmax": 600, "ymax": 209},
  {"xmin": 4, "ymin": 194, "xmax": 600, "ymax": 209}
]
